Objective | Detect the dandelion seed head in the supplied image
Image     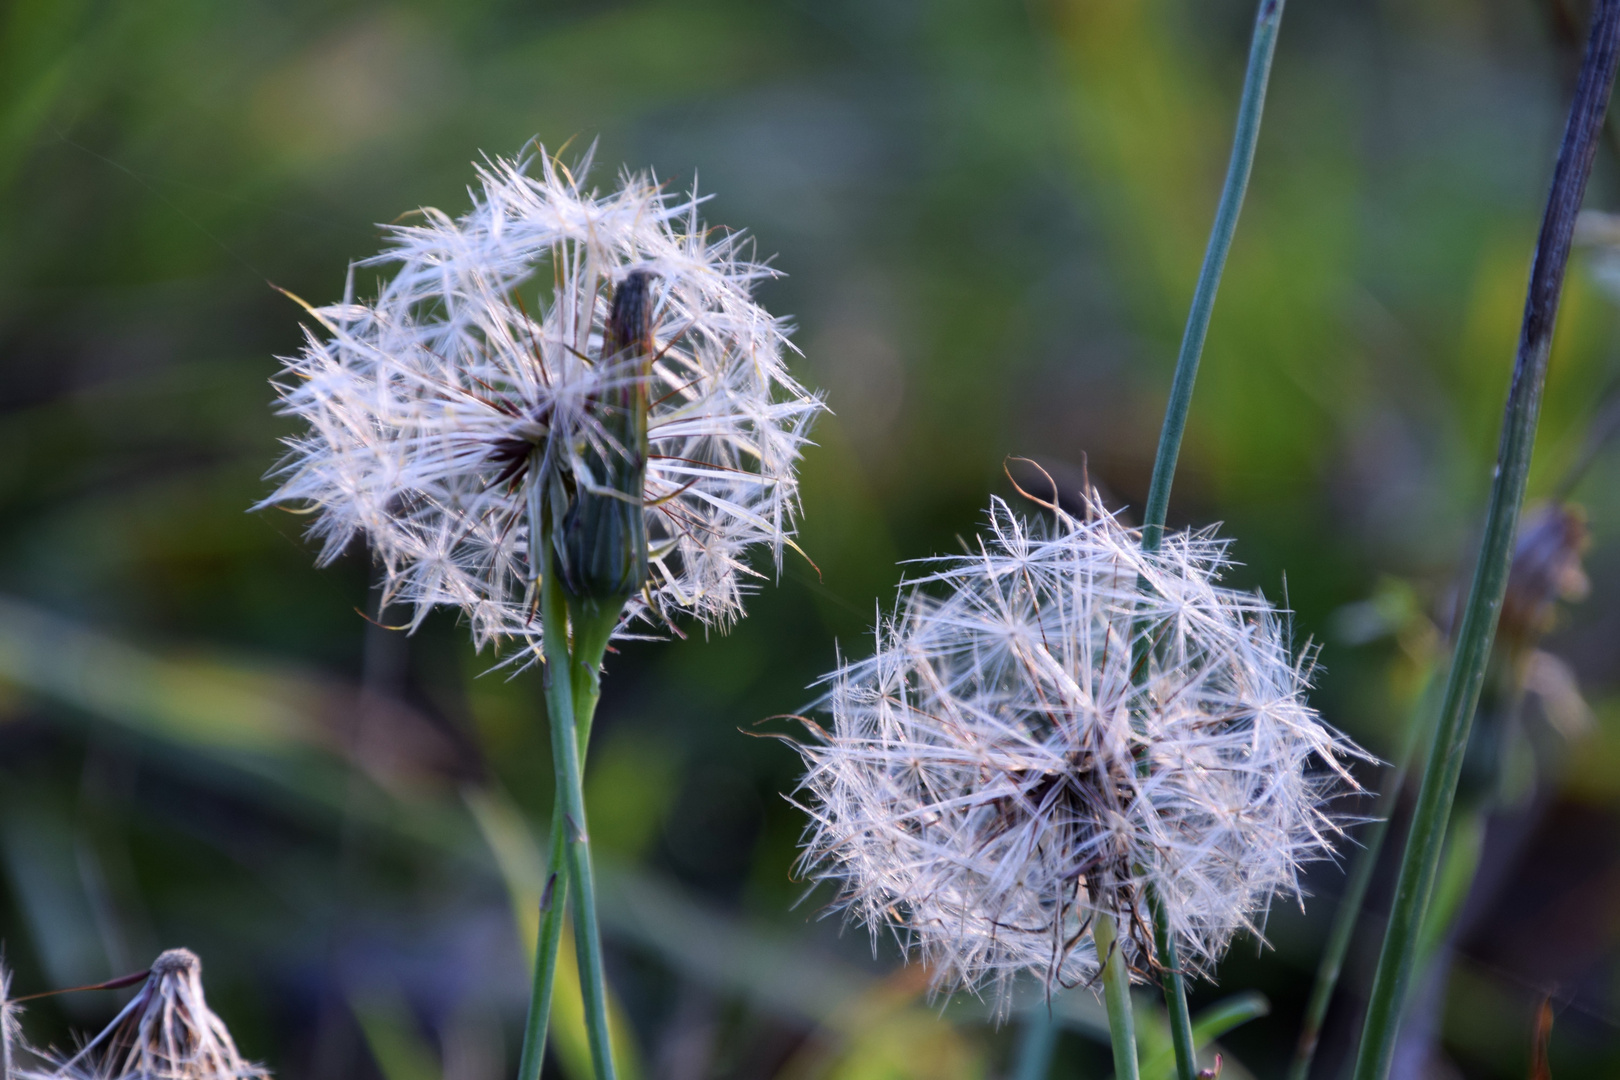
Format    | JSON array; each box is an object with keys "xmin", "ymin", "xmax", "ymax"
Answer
[
  {"xmin": 20, "ymin": 949, "xmax": 266, "ymax": 1080},
  {"xmin": 794, "ymin": 495, "xmax": 1364, "ymax": 1007},
  {"xmin": 260, "ymin": 146, "xmax": 825, "ymax": 647}
]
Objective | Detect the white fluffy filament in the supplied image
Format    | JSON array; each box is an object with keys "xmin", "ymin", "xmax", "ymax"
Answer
[
  {"xmin": 796, "ymin": 496, "xmax": 1364, "ymax": 1007},
  {"xmin": 260, "ymin": 146, "xmax": 824, "ymax": 648}
]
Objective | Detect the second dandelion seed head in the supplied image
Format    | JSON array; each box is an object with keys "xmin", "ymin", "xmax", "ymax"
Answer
[{"xmin": 795, "ymin": 494, "xmax": 1364, "ymax": 1005}]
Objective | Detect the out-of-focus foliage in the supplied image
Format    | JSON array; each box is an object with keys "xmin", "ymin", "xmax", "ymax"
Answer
[{"xmin": 3, "ymin": 0, "xmax": 1620, "ymax": 1077}]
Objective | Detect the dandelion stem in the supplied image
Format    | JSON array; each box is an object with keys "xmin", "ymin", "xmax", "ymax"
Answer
[
  {"xmin": 1012, "ymin": 1009, "xmax": 1060, "ymax": 1080},
  {"xmin": 1134, "ymin": 4, "xmax": 1286, "ymax": 1076},
  {"xmin": 1148, "ymin": 891, "xmax": 1196, "ymax": 1080},
  {"xmin": 517, "ymin": 617, "xmax": 610, "ymax": 1080},
  {"xmin": 534, "ymin": 569, "xmax": 619, "ymax": 1080},
  {"xmin": 517, "ymin": 795, "xmax": 570, "ymax": 1080},
  {"xmin": 1350, "ymin": 6, "xmax": 1620, "ymax": 1079},
  {"xmin": 1094, "ymin": 910, "xmax": 1140, "ymax": 1080},
  {"xmin": 1140, "ymin": 0, "xmax": 1285, "ymax": 554}
]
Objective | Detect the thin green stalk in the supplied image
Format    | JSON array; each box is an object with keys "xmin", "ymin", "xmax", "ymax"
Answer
[
  {"xmin": 1139, "ymin": 0, "xmax": 1285, "ymax": 553},
  {"xmin": 516, "ymin": 604, "xmax": 614, "ymax": 1080},
  {"xmin": 1147, "ymin": 892, "xmax": 1196, "ymax": 1080},
  {"xmin": 1094, "ymin": 911, "xmax": 1140, "ymax": 1080},
  {"xmin": 539, "ymin": 570, "xmax": 619, "ymax": 1080},
  {"xmin": 1350, "ymin": 6, "xmax": 1620, "ymax": 1079},
  {"xmin": 1133, "ymin": 4, "xmax": 1286, "ymax": 1077},
  {"xmin": 1288, "ymin": 673, "xmax": 1439, "ymax": 1080},
  {"xmin": 1285, "ymin": 747, "xmax": 1409, "ymax": 1080},
  {"xmin": 516, "ymin": 796, "xmax": 570, "ymax": 1080},
  {"xmin": 1011, "ymin": 1009, "xmax": 1060, "ymax": 1080}
]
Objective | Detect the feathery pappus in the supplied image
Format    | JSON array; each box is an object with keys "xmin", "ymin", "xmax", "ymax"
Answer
[
  {"xmin": 794, "ymin": 493, "xmax": 1365, "ymax": 1007},
  {"xmin": 10, "ymin": 949, "xmax": 266, "ymax": 1080},
  {"xmin": 259, "ymin": 146, "xmax": 825, "ymax": 648}
]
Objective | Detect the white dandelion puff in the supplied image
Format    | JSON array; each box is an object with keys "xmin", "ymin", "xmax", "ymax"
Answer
[
  {"xmin": 794, "ymin": 494, "xmax": 1365, "ymax": 1006},
  {"xmin": 258, "ymin": 146, "xmax": 825, "ymax": 647},
  {"xmin": 19, "ymin": 949, "xmax": 266, "ymax": 1080}
]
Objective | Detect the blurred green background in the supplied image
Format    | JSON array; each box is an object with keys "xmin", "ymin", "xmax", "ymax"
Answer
[{"xmin": 4, "ymin": 0, "xmax": 1620, "ymax": 1077}]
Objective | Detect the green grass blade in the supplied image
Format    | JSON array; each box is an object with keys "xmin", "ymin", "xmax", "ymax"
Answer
[
  {"xmin": 1142, "ymin": 992, "xmax": 1269, "ymax": 1080},
  {"xmin": 1350, "ymin": 6, "xmax": 1620, "ymax": 1078}
]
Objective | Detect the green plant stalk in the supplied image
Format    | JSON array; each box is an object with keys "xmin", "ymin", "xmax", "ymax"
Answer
[
  {"xmin": 1287, "ymin": 669, "xmax": 1440, "ymax": 1080},
  {"xmin": 516, "ymin": 608, "xmax": 613, "ymax": 1080},
  {"xmin": 1285, "ymin": 756, "xmax": 1405, "ymax": 1080},
  {"xmin": 1141, "ymin": 993, "xmax": 1271, "ymax": 1080},
  {"xmin": 1094, "ymin": 911, "xmax": 1140, "ymax": 1080},
  {"xmin": 1139, "ymin": 0, "xmax": 1285, "ymax": 554},
  {"xmin": 1133, "ymin": 4, "xmax": 1286, "ymax": 1077},
  {"xmin": 1350, "ymin": 6, "xmax": 1620, "ymax": 1078},
  {"xmin": 1011, "ymin": 1009, "xmax": 1060, "ymax": 1080},
  {"xmin": 535, "ymin": 569, "xmax": 620, "ymax": 1080}
]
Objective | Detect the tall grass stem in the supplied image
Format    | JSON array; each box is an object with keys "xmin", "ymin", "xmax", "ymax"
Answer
[
  {"xmin": 1350, "ymin": 5, "xmax": 1620, "ymax": 1077},
  {"xmin": 1135, "ymin": 4, "xmax": 1287, "ymax": 1077},
  {"xmin": 1139, "ymin": 0, "xmax": 1285, "ymax": 553},
  {"xmin": 1285, "ymin": 734, "xmax": 1416, "ymax": 1080}
]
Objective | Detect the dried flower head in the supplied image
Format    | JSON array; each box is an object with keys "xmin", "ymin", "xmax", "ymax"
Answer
[
  {"xmin": 21, "ymin": 949, "xmax": 266, "ymax": 1080},
  {"xmin": 3, "ymin": 960, "xmax": 19, "ymax": 1080},
  {"xmin": 795, "ymin": 495, "xmax": 1363, "ymax": 1004},
  {"xmin": 259, "ymin": 147, "xmax": 824, "ymax": 646}
]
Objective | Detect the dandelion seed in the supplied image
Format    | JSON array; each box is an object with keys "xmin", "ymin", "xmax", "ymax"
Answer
[
  {"xmin": 794, "ymin": 494, "xmax": 1365, "ymax": 1007},
  {"xmin": 21, "ymin": 949, "xmax": 266, "ymax": 1080},
  {"xmin": 259, "ymin": 146, "xmax": 825, "ymax": 648}
]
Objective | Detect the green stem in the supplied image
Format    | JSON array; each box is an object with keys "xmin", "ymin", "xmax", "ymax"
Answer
[
  {"xmin": 1149, "ymin": 891, "xmax": 1197, "ymax": 1080},
  {"xmin": 516, "ymin": 794, "xmax": 571, "ymax": 1080},
  {"xmin": 1094, "ymin": 911, "xmax": 1140, "ymax": 1080},
  {"xmin": 1139, "ymin": 0, "xmax": 1285, "ymax": 554},
  {"xmin": 516, "ymin": 606, "xmax": 613, "ymax": 1080},
  {"xmin": 538, "ymin": 572, "xmax": 620, "ymax": 1080},
  {"xmin": 1133, "ymin": 5, "xmax": 1286, "ymax": 1077},
  {"xmin": 1350, "ymin": 6, "xmax": 1620, "ymax": 1079},
  {"xmin": 1286, "ymin": 745, "xmax": 1409, "ymax": 1080}
]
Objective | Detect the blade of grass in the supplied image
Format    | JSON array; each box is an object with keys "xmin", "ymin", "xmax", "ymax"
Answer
[
  {"xmin": 1142, "ymin": 993, "xmax": 1270, "ymax": 1080},
  {"xmin": 1350, "ymin": 5, "xmax": 1620, "ymax": 1078},
  {"xmin": 1135, "ymin": 4, "xmax": 1287, "ymax": 1076}
]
